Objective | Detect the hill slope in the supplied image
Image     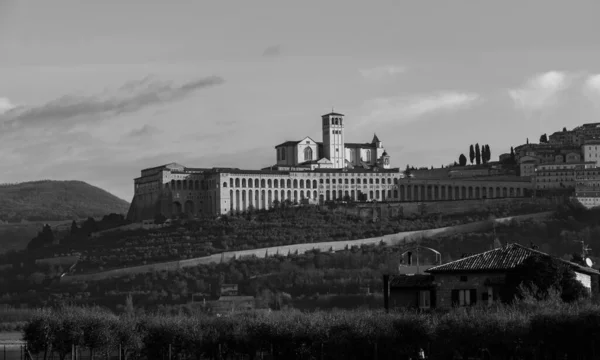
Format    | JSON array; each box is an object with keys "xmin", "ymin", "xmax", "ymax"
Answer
[{"xmin": 0, "ymin": 180, "xmax": 129, "ymax": 222}]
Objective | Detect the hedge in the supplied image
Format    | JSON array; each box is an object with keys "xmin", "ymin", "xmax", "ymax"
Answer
[{"xmin": 20, "ymin": 304, "xmax": 600, "ymax": 360}]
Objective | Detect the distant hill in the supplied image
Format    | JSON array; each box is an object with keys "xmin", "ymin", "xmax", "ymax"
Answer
[{"xmin": 0, "ymin": 180, "xmax": 129, "ymax": 223}]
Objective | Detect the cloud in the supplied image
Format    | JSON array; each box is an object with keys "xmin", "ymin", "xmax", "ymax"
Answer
[
  {"xmin": 359, "ymin": 91, "xmax": 480, "ymax": 126},
  {"xmin": 508, "ymin": 71, "xmax": 571, "ymax": 111},
  {"xmin": 360, "ymin": 66, "xmax": 406, "ymax": 81},
  {"xmin": 127, "ymin": 124, "xmax": 161, "ymax": 138},
  {"xmin": 584, "ymin": 74, "xmax": 600, "ymax": 95},
  {"xmin": 0, "ymin": 74, "xmax": 226, "ymax": 198},
  {"xmin": 263, "ymin": 45, "xmax": 282, "ymax": 57},
  {"xmin": 0, "ymin": 97, "xmax": 16, "ymax": 114},
  {"xmin": 0, "ymin": 75, "xmax": 225, "ymax": 130}
]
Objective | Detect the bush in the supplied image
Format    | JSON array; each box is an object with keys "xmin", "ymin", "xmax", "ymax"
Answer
[{"xmin": 20, "ymin": 302, "xmax": 600, "ymax": 359}]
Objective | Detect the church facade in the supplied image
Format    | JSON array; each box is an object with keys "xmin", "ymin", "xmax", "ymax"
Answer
[
  {"xmin": 126, "ymin": 112, "xmax": 533, "ymax": 222},
  {"xmin": 272, "ymin": 112, "xmax": 391, "ymax": 171}
]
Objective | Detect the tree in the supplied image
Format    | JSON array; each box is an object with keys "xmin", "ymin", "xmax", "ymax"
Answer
[
  {"xmin": 539, "ymin": 133, "xmax": 548, "ymax": 143},
  {"xmin": 458, "ymin": 154, "xmax": 467, "ymax": 166},
  {"xmin": 124, "ymin": 293, "xmax": 135, "ymax": 315},
  {"xmin": 563, "ymin": 127, "xmax": 567, "ymax": 132},
  {"xmin": 81, "ymin": 217, "xmax": 98, "ymax": 235},
  {"xmin": 404, "ymin": 164, "xmax": 412, "ymax": 177},
  {"xmin": 70, "ymin": 220, "xmax": 79, "ymax": 235},
  {"xmin": 485, "ymin": 145, "xmax": 491, "ymax": 163},
  {"xmin": 27, "ymin": 224, "xmax": 56, "ymax": 250},
  {"xmin": 469, "ymin": 145, "xmax": 475, "ymax": 164},
  {"xmin": 153, "ymin": 213, "xmax": 166, "ymax": 225},
  {"xmin": 475, "ymin": 143, "xmax": 481, "ymax": 165},
  {"xmin": 501, "ymin": 255, "xmax": 588, "ymax": 303}
]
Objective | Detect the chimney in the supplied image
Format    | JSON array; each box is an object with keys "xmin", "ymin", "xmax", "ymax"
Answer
[
  {"xmin": 383, "ymin": 274, "xmax": 390, "ymax": 313},
  {"xmin": 407, "ymin": 251, "xmax": 413, "ymax": 266}
]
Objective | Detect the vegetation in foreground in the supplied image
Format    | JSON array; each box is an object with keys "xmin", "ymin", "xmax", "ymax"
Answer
[{"xmin": 19, "ymin": 291, "xmax": 600, "ymax": 360}]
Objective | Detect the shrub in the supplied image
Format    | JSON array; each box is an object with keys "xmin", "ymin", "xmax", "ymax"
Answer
[{"xmin": 19, "ymin": 303, "xmax": 600, "ymax": 359}]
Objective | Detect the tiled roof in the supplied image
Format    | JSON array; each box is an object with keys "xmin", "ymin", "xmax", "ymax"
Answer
[
  {"xmin": 345, "ymin": 142, "xmax": 375, "ymax": 149},
  {"xmin": 426, "ymin": 243, "xmax": 599, "ymax": 275},
  {"xmin": 389, "ymin": 274, "xmax": 434, "ymax": 288},
  {"xmin": 274, "ymin": 140, "xmax": 301, "ymax": 148}
]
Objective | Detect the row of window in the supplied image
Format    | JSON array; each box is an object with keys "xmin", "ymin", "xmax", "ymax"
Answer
[
  {"xmin": 226, "ymin": 177, "xmax": 399, "ymax": 188},
  {"xmin": 323, "ymin": 117, "xmax": 343, "ymax": 126},
  {"xmin": 163, "ymin": 179, "xmax": 217, "ymax": 191},
  {"xmin": 227, "ymin": 186, "xmax": 524, "ymax": 202}
]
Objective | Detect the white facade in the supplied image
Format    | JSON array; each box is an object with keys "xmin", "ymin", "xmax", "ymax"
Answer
[{"xmin": 575, "ymin": 271, "xmax": 592, "ymax": 291}]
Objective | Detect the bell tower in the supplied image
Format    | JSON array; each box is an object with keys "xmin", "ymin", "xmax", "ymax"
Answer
[{"xmin": 322, "ymin": 112, "xmax": 345, "ymax": 168}]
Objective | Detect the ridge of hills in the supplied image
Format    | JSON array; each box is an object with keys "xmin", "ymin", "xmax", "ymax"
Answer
[
  {"xmin": 0, "ymin": 180, "xmax": 129, "ymax": 222},
  {"xmin": 0, "ymin": 180, "xmax": 129, "ymax": 252}
]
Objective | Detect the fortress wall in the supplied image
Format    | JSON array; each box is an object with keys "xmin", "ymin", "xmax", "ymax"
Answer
[
  {"xmin": 338, "ymin": 197, "xmax": 558, "ymax": 219},
  {"xmin": 61, "ymin": 211, "xmax": 554, "ymax": 284}
]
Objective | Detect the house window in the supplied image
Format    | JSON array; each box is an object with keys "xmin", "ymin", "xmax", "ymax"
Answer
[
  {"xmin": 451, "ymin": 289, "xmax": 476, "ymax": 307},
  {"xmin": 418, "ymin": 290, "xmax": 431, "ymax": 309},
  {"xmin": 460, "ymin": 276, "xmax": 468, "ymax": 282}
]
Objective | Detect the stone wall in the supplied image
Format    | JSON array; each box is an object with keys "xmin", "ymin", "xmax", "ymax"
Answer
[
  {"xmin": 60, "ymin": 211, "xmax": 554, "ymax": 284},
  {"xmin": 434, "ymin": 272, "xmax": 503, "ymax": 309},
  {"xmin": 337, "ymin": 197, "xmax": 560, "ymax": 219}
]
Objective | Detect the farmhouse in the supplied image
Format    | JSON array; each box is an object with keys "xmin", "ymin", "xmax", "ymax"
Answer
[{"xmin": 383, "ymin": 243, "xmax": 600, "ymax": 310}]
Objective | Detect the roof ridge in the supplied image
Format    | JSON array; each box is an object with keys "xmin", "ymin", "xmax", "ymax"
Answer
[{"xmin": 427, "ymin": 245, "xmax": 504, "ymax": 271}]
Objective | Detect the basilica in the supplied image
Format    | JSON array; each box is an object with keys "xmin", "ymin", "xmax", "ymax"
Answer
[
  {"xmin": 126, "ymin": 111, "xmax": 532, "ymax": 221},
  {"xmin": 270, "ymin": 112, "xmax": 391, "ymax": 171}
]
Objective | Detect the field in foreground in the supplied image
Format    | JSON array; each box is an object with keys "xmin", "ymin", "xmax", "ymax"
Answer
[{"xmin": 19, "ymin": 297, "xmax": 600, "ymax": 360}]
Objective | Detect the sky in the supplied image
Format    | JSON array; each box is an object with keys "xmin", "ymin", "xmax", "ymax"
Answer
[{"xmin": 2, "ymin": 0, "xmax": 600, "ymax": 201}]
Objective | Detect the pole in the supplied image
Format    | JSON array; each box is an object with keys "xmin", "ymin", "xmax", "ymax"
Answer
[{"xmin": 416, "ymin": 246, "xmax": 420, "ymax": 274}]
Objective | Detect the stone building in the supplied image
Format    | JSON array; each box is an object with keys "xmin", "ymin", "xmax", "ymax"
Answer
[
  {"xmin": 273, "ymin": 112, "xmax": 390, "ymax": 170},
  {"xmin": 384, "ymin": 243, "xmax": 599, "ymax": 310},
  {"xmin": 126, "ymin": 111, "xmax": 533, "ymax": 222},
  {"xmin": 582, "ymin": 140, "xmax": 600, "ymax": 167},
  {"xmin": 126, "ymin": 163, "xmax": 533, "ymax": 221},
  {"xmin": 574, "ymin": 168, "xmax": 600, "ymax": 208},
  {"xmin": 532, "ymin": 161, "xmax": 595, "ymax": 190}
]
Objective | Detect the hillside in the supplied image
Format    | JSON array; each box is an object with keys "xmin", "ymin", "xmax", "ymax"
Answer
[
  {"xmin": 0, "ymin": 180, "xmax": 129, "ymax": 223},
  {"xmin": 0, "ymin": 180, "xmax": 129, "ymax": 252},
  {"xmin": 0, "ymin": 206, "xmax": 595, "ymax": 312}
]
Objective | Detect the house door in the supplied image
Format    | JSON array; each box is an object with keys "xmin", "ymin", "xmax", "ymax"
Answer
[{"xmin": 418, "ymin": 290, "xmax": 431, "ymax": 309}]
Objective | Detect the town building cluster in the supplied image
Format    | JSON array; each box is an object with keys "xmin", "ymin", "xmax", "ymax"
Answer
[{"xmin": 501, "ymin": 123, "xmax": 600, "ymax": 207}]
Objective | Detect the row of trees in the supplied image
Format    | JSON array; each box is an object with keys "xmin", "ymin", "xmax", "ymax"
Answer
[
  {"xmin": 458, "ymin": 143, "xmax": 492, "ymax": 166},
  {"xmin": 22, "ymin": 299, "xmax": 600, "ymax": 360}
]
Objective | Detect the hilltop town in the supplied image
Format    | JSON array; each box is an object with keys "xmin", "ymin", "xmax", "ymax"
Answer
[{"xmin": 127, "ymin": 113, "xmax": 600, "ymax": 225}]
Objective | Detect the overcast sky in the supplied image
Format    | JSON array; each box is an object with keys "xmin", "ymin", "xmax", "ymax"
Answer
[{"xmin": 2, "ymin": 0, "xmax": 600, "ymax": 201}]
